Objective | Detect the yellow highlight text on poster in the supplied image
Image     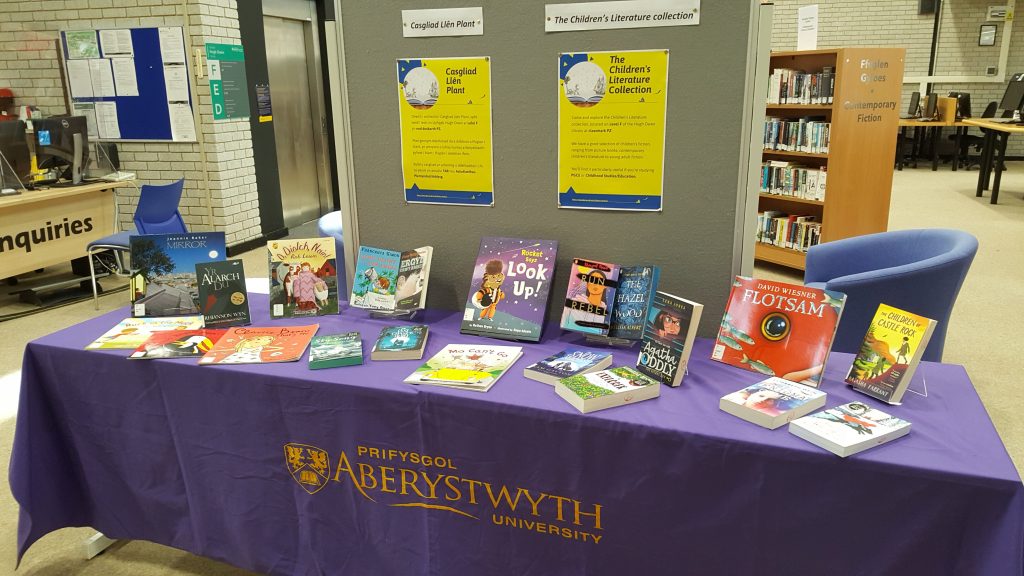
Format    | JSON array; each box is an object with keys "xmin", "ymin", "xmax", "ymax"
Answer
[
  {"xmin": 558, "ymin": 50, "xmax": 668, "ymax": 211},
  {"xmin": 398, "ymin": 56, "xmax": 494, "ymax": 206}
]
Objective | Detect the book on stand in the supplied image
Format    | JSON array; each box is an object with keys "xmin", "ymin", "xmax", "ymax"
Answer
[
  {"xmin": 789, "ymin": 401, "xmax": 911, "ymax": 457},
  {"xmin": 199, "ymin": 325, "xmax": 319, "ymax": 364},
  {"xmin": 268, "ymin": 239, "xmax": 339, "ymax": 318},
  {"xmin": 607, "ymin": 265, "xmax": 660, "ymax": 340},
  {"xmin": 555, "ymin": 366, "xmax": 660, "ymax": 414},
  {"xmin": 404, "ymin": 344, "xmax": 523, "ymax": 392},
  {"xmin": 350, "ymin": 246, "xmax": 401, "ymax": 311},
  {"xmin": 195, "ymin": 259, "xmax": 250, "ymax": 328},
  {"xmin": 560, "ymin": 258, "xmax": 620, "ymax": 336},
  {"xmin": 129, "ymin": 232, "xmax": 226, "ymax": 317},
  {"xmin": 845, "ymin": 304, "xmax": 937, "ymax": 405},
  {"xmin": 128, "ymin": 329, "xmax": 226, "ymax": 359},
  {"xmin": 396, "ymin": 247, "xmax": 433, "ymax": 311},
  {"xmin": 636, "ymin": 291, "xmax": 703, "ymax": 387},
  {"xmin": 309, "ymin": 332, "xmax": 363, "ymax": 369},
  {"xmin": 719, "ymin": 376, "xmax": 827, "ymax": 429},
  {"xmin": 523, "ymin": 348, "xmax": 613, "ymax": 386},
  {"xmin": 85, "ymin": 316, "xmax": 205, "ymax": 350},
  {"xmin": 371, "ymin": 325, "xmax": 430, "ymax": 360}
]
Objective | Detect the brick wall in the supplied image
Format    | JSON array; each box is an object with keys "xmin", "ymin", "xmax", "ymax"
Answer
[{"xmin": 0, "ymin": 0, "xmax": 261, "ymax": 246}]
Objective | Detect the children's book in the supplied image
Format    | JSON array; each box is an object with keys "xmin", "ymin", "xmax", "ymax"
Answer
[
  {"xmin": 460, "ymin": 237, "xmax": 559, "ymax": 343},
  {"xmin": 719, "ymin": 376, "xmax": 827, "ymax": 429},
  {"xmin": 268, "ymin": 239, "xmax": 339, "ymax": 318},
  {"xmin": 371, "ymin": 325, "xmax": 430, "ymax": 360},
  {"xmin": 523, "ymin": 348, "xmax": 613, "ymax": 386},
  {"xmin": 404, "ymin": 344, "xmax": 523, "ymax": 392},
  {"xmin": 128, "ymin": 329, "xmax": 227, "ymax": 359},
  {"xmin": 350, "ymin": 246, "xmax": 402, "ymax": 310},
  {"xmin": 129, "ymin": 233, "xmax": 226, "ymax": 317},
  {"xmin": 309, "ymin": 332, "xmax": 363, "ymax": 369},
  {"xmin": 85, "ymin": 316, "xmax": 205, "ymax": 350},
  {"xmin": 555, "ymin": 366, "xmax": 660, "ymax": 414},
  {"xmin": 788, "ymin": 401, "xmax": 911, "ymax": 457},
  {"xmin": 636, "ymin": 291, "xmax": 704, "ymax": 387},
  {"xmin": 608, "ymin": 265, "xmax": 660, "ymax": 340},
  {"xmin": 711, "ymin": 276, "xmax": 846, "ymax": 387},
  {"xmin": 198, "ymin": 325, "xmax": 319, "ymax": 364},
  {"xmin": 845, "ymin": 304, "xmax": 937, "ymax": 405},
  {"xmin": 560, "ymin": 258, "xmax": 620, "ymax": 336},
  {"xmin": 396, "ymin": 247, "xmax": 434, "ymax": 311},
  {"xmin": 195, "ymin": 259, "xmax": 250, "ymax": 328}
]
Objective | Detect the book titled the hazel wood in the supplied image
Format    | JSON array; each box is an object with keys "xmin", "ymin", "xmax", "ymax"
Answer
[
  {"xmin": 85, "ymin": 316, "xmax": 205, "ymax": 350},
  {"xmin": 371, "ymin": 325, "xmax": 429, "ymax": 361},
  {"xmin": 636, "ymin": 291, "xmax": 703, "ymax": 387},
  {"xmin": 309, "ymin": 332, "xmax": 363, "ymax": 369},
  {"xmin": 720, "ymin": 377, "xmax": 827, "ymax": 429},
  {"xmin": 195, "ymin": 259, "xmax": 250, "ymax": 328},
  {"xmin": 404, "ymin": 344, "xmax": 523, "ymax": 392},
  {"xmin": 523, "ymin": 348, "xmax": 613, "ymax": 386},
  {"xmin": 608, "ymin": 265, "xmax": 660, "ymax": 340},
  {"xmin": 788, "ymin": 401, "xmax": 911, "ymax": 457},
  {"xmin": 555, "ymin": 366, "xmax": 660, "ymax": 414},
  {"xmin": 845, "ymin": 303, "xmax": 937, "ymax": 405},
  {"xmin": 199, "ymin": 325, "xmax": 319, "ymax": 364},
  {"xmin": 128, "ymin": 329, "xmax": 226, "ymax": 359}
]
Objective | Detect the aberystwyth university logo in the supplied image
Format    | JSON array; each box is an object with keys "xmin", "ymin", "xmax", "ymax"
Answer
[{"xmin": 282, "ymin": 442, "xmax": 606, "ymax": 544}]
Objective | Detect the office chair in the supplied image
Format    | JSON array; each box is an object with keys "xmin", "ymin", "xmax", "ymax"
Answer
[
  {"xmin": 87, "ymin": 178, "xmax": 188, "ymax": 308},
  {"xmin": 952, "ymin": 101, "xmax": 996, "ymax": 169}
]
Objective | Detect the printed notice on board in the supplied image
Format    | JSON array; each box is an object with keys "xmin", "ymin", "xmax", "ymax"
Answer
[
  {"xmin": 557, "ymin": 50, "xmax": 669, "ymax": 211},
  {"xmin": 88, "ymin": 58, "xmax": 116, "ymax": 97},
  {"xmin": 99, "ymin": 29, "xmax": 134, "ymax": 57},
  {"xmin": 397, "ymin": 57, "xmax": 494, "ymax": 206},
  {"xmin": 65, "ymin": 30, "xmax": 100, "ymax": 59},
  {"xmin": 158, "ymin": 27, "xmax": 186, "ymax": 64},
  {"xmin": 545, "ymin": 0, "xmax": 699, "ymax": 32},
  {"xmin": 66, "ymin": 59, "xmax": 94, "ymax": 98},
  {"xmin": 111, "ymin": 58, "xmax": 139, "ymax": 96},
  {"xmin": 169, "ymin": 103, "xmax": 197, "ymax": 142},
  {"xmin": 95, "ymin": 101, "xmax": 121, "ymax": 139},
  {"xmin": 72, "ymin": 103, "xmax": 98, "ymax": 139},
  {"xmin": 164, "ymin": 65, "xmax": 190, "ymax": 102}
]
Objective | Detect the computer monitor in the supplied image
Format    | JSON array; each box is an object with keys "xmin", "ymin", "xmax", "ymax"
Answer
[
  {"xmin": 923, "ymin": 93, "xmax": 938, "ymax": 120},
  {"xmin": 0, "ymin": 120, "xmax": 31, "ymax": 189},
  {"xmin": 34, "ymin": 115, "xmax": 90, "ymax": 185},
  {"xmin": 907, "ymin": 91, "xmax": 920, "ymax": 116},
  {"xmin": 998, "ymin": 73, "xmax": 1024, "ymax": 112},
  {"xmin": 948, "ymin": 91, "xmax": 972, "ymax": 119}
]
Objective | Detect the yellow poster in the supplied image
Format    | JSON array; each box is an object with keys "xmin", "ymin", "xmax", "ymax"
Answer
[
  {"xmin": 398, "ymin": 56, "xmax": 494, "ymax": 206},
  {"xmin": 558, "ymin": 50, "xmax": 669, "ymax": 211}
]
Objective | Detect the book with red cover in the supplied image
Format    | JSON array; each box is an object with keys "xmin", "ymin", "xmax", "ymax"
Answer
[
  {"xmin": 711, "ymin": 276, "xmax": 846, "ymax": 387},
  {"xmin": 129, "ymin": 329, "xmax": 227, "ymax": 359},
  {"xmin": 199, "ymin": 325, "xmax": 319, "ymax": 365}
]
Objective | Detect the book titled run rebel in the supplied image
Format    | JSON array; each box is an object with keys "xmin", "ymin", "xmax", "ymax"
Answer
[
  {"xmin": 195, "ymin": 259, "xmax": 250, "ymax": 328},
  {"xmin": 560, "ymin": 258, "xmax": 620, "ymax": 336}
]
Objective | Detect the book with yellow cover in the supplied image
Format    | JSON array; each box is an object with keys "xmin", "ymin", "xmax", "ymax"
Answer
[{"xmin": 845, "ymin": 304, "xmax": 937, "ymax": 405}]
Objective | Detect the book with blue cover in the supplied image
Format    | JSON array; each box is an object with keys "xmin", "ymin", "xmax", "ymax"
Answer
[
  {"xmin": 371, "ymin": 325, "xmax": 430, "ymax": 360},
  {"xmin": 636, "ymin": 291, "xmax": 703, "ymax": 387},
  {"xmin": 560, "ymin": 258, "xmax": 621, "ymax": 336},
  {"xmin": 523, "ymin": 347, "xmax": 613, "ymax": 386},
  {"xmin": 351, "ymin": 246, "xmax": 402, "ymax": 310},
  {"xmin": 309, "ymin": 332, "xmax": 363, "ymax": 369},
  {"xmin": 608, "ymin": 265, "xmax": 660, "ymax": 340},
  {"xmin": 130, "ymin": 232, "xmax": 226, "ymax": 317}
]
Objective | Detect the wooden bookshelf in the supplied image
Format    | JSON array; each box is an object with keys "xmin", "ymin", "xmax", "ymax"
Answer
[{"xmin": 757, "ymin": 47, "xmax": 906, "ymax": 271}]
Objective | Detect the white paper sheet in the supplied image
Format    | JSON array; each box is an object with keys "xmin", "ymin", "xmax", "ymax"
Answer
[
  {"xmin": 168, "ymin": 103, "xmax": 197, "ymax": 142},
  {"xmin": 72, "ymin": 103, "xmax": 98, "ymax": 139},
  {"xmin": 158, "ymin": 27, "xmax": 186, "ymax": 64},
  {"xmin": 111, "ymin": 58, "xmax": 139, "ymax": 96},
  {"xmin": 88, "ymin": 58, "xmax": 116, "ymax": 97},
  {"xmin": 99, "ymin": 29, "xmax": 133, "ymax": 57},
  {"xmin": 163, "ymin": 65, "xmax": 190, "ymax": 102},
  {"xmin": 797, "ymin": 5, "xmax": 819, "ymax": 51},
  {"xmin": 66, "ymin": 59, "xmax": 94, "ymax": 98},
  {"xmin": 95, "ymin": 101, "xmax": 121, "ymax": 139}
]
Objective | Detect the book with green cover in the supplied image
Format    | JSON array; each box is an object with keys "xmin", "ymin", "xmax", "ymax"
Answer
[
  {"xmin": 555, "ymin": 366, "xmax": 660, "ymax": 413},
  {"xmin": 309, "ymin": 332, "xmax": 363, "ymax": 369}
]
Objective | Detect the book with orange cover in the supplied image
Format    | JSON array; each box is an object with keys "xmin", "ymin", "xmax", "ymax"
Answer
[
  {"xmin": 129, "ymin": 329, "xmax": 227, "ymax": 359},
  {"xmin": 845, "ymin": 304, "xmax": 937, "ymax": 405},
  {"xmin": 199, "ymin": 325, "xmax": 319, "ymax": 365}
]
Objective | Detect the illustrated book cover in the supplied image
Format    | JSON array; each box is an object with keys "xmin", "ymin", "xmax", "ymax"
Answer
[
  {"xmin": 309, "ymin": 332, "xmax": 363, "ymax": 369},
  {"xmin": 195, "ymin": 259, "xmax": 250, "ymax": 328},
  {"xmin": 559, "ymin": 257, "xmax": 620, "ymax": 336},
  {"xmin": 396, "ymin": 247, "xmax": 434, "ymax": 311},
  {"xmin": 198, "ymin": 325, "xmax": 319, "ymax": 364},
  {"xmin": 555, "ymin": 366, "xmax": 660, "ymax": 414},
  {"xmin": 128, "ymin": 329, "xmax": 226, "ymax": 360},
  {"xmin": 608, "ymin": 265, "xmax": 660, "ymax": 340},
  {"xmin": 403, "ymin": 343, "xmax": 523, "ymax": 392},
  {"xmin": 350, "ymin": 246, "xmax": 402, "ymax": 311},
  {"xmin": 85, "ymin": 316, "xmax": 205, "ymax": 350},
  {"xmin": 845, "ymin": 303, "xmax": 937, "ymax": 405},
  {"xmin": 523, "ymin": 347, "xmax": 613, "ymax": 386},
  {"xmin": 636, "ymin": 291, "xmax": 704, "ymax": 387},
  {"xmin": 460, "ymin": 237, "xmax": 559, "ymax": 343},
  {"xmin": 129, "ymin": 233, "xmax": 226, "ymax": 317},
  {"xmin": 371, "ymin": 325, "xmax": 430, "ymax": 360},
  {"xmin": 719, "ymin": 376, "xmax": 827, "ymax": 429},
  {"xmin": 268, "ymin": 239, "xmax": 338, "ymax": 318},
  {"xmin": 788, "ymin": 401, "xmax": 911, "ymax": 457},
  {"xmin": 712, "ymin": 276, "xmax": 846, "ymax": 387}
]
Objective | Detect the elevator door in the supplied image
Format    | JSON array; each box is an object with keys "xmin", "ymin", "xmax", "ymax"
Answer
[{"xmin": 264, "ymin": 15, "xmax": 323, "ymax": 228}]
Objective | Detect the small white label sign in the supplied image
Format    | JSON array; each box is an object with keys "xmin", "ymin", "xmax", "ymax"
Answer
[
  {"xmin": 402, "ymin": 7, "xmax": 484, "ymax": 37},
  {"xmin": 545, "ymin": 0, "xmax": 699, "ymax": 32},
  {"xmin": 797, "ymin": 4, "xmax": 818, "ymax": 51}
]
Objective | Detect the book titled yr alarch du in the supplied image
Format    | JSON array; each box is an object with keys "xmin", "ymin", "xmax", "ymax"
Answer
[
  {"xmin": 268, "ymin": 238, "xmax": 338, "ymax": 318},
  {"xmin": 195, "ymin": 259, "xmax": 250, "ymax": 328}
]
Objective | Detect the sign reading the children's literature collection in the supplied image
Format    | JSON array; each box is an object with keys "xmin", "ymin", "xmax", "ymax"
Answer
[
  {"xmin": 557, "ymin": 50, "xmax": 668, "ymax": 211},
  {"xmin": 545, "ymin": 0, "xmax": 699, "ymax": 32},
  {"xmin": 398, "ymin": 57, "xmax": 494, "ymax": 206}
]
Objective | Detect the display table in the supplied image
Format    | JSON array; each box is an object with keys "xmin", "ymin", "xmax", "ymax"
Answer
[
  {"xmin": 962, "ymin": 118, "xmax": 1024, "ymax": 204},
  {"xmin": 11, "ymin": 296, "xmax": 1024, "ymax": 575}
]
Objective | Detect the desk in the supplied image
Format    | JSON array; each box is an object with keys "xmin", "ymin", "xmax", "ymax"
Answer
[
  {"xmin": 963, "ymin": 118, "xmax": 1024, "ymax": 204},
  {"xmin": 0, "ymin": 181, "xmax": 131, "ymax": 278},
  {"xmin": 11, "ymin": 296, "xmax": 1024, "ymax": 575}
]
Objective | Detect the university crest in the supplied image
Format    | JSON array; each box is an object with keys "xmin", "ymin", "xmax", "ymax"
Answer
[{"xmin": 285, "ymin": 443, "xmax": 331, "ymax": 494}]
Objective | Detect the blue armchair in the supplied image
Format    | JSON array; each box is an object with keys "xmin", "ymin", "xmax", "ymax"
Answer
[{"xmin": 804, "ymin": 229, "xmax": 978, "ymax": 362}]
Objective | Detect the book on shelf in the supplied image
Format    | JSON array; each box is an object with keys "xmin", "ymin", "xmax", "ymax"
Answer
[
  {"xmin": 608, "ymin": 265, "xmax": 660, "ymax": 340},
  {"xmin": 371, "ymin": 325, "xmax": 430, "ymax": 360},
  {"xmin": 555, "ymin": 366, "xmax": 660, "ymax": 414},
  {"xmin": 711, "ymin": 276, "xmax": 846, "ymax": 387},
  {"xmin": 268, "ymin": 239, "xmax": 339, "ymax": 318},
  {"xmin": 523, "ymin": 347, "xmax": 613, "ymax": 386},
  {"xmin": 788, "ymin": 401, "xmax": 911, "ymax": 457},
  {"xmin": 395, "ymin": 247, "xmax": 433, "ymax": 311},
  {"xmin": 763, "ymin": 117, "xmax": 830, "ymax": 153},
  {"xmin": 845, "ymin": 304, "xmax": 937, "ymax": 405},
  {"xmin": 129, "ymin": 233, "xmax": 226, "ymax": 317},
  {"xmin": 195, "ymin": 259, "xmax": 250, "ymax": 328},
  {"xmin": 460, "ymin": 237, "xmax": 558, "ymax": 343},
  {"xmin": 128, "ymin": 329, "xmax": 226, "ymax": 359},
  {"xmin": 767, "ymin": 66, "xmax": 834, "ymax": 105},
  {"xmin": 760, "ymin": 161, "xmax": 826, "ymax": 201},
  {"xmin": 199, "ymin": 325, "xmax": 319, "ymax": 365},
  {"xmin": 309, "ymin": 332, "xmax": 363, "ymax": 369},
  {"xmin": 85, "ymin": 316, "xmax": 205, "ymax": 350},
  {"xmin": 756, "ymin": 211, "xmax": 821, "ymax": 252},
  {"xmin": 719, "ymin": 376, "xmax": 827, "ymax": 429},
  {"xmin": 636, "ymin": 291, "xmax": 703, "ymax": 387},
  {"xmin": 404, "ymin": 343, "xmax": 523, "ymax": 392},
  {"xmin": 560, "ymin": 258, "xmax": 620, "ymax": 336}
]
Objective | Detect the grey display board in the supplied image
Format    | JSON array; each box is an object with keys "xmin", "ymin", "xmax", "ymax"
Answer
[{"xmin": 339, "ymin": 0, "xmax": 755, "ymax": 337}]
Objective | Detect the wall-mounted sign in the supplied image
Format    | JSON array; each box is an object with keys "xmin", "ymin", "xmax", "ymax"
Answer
[
  {"xmin": 402, "ymin": 7, "xmax": 484, "ymax": 38},
  {"xmin": 545, "ymin": 0, "xmax": 699, "ymax": 32},
  {"xmin": 206, "ymin": 43, "xmax": 250, "ymax": 120}
]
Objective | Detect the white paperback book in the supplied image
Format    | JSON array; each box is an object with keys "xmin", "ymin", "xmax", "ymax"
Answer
[
  {"xmin": 719, "ymin": 377, "xmax": 827, "ymax": 430},
  {"xmin": 788, "ymin": 401, "xmax": 911, "ymax": 457}
]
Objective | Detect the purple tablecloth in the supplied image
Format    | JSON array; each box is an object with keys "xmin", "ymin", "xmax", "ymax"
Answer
[{"xmin": 11, "ymin": 295, "xmax": 1024, "ymax": 575}]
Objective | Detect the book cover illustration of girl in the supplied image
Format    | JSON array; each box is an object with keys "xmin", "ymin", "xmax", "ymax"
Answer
[
  {"xmin": 560, "ymin": 259, "xmax": 619, "ymax": 336},
  {"xmin": 268, "ymin": 239, "xmax": 338, "ymax": 318},
  {"xmin": 292, "ymin": 262, "xmax": 325, "ymax": 312},
  {"xmin": 200, "ymin": 325, "xmax": 319, "ymax": 364}
]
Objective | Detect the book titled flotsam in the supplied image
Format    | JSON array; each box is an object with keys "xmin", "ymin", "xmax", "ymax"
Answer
[
  {"xmin": 195, "ymin": 259, "xmax": 250, "ymax": 328},
  {"xmin": 199, "ymin": 325, "xmax": 319, "ymax": 364},
  {"xmin": 404, "ymin": 344, "xmax": 523, "ymax": 392},
  {"xmin": 309, "ymin": 332, "xmax": 363, "ymax": 369},
  {"xmin": 712, "ymin": 276, "xmax": 846, "ymax": 387},
  {"xmin": 268, "ymin": 239, "xmax": 338, "ymax": 318},
  {"xmin": 560, "ymin": 258, "xmax": 620, "ymax": 336},
  {"xmin": 636, "ymin": 291, "xmax": 703, "ymax": 387},
  {"xmin": 460, "ymin": 237, "xmax": 558, "ymax": 342},
  {"xmin": 608, "ymin": 265, "xmax": 660, "ymax": 340},
  {"xmin": 719, "ymin": 376, "xmax": 827, "ymax": 429},
  {"xmin": 85, "ymin": 316, "xmax": 205, "ymax": 350},
  {"xmin": 523, "ymin": 348, "xmax": 613, "ymax": 386},
  {"xmin": 845, "ymin": 304, "xmax": 937, "ymax": 405},
  {"xmin": 130, "ymin": 232, "xmax": 226, "ymax": 317},
  {"xmin": 371, "ymin": 325, "xmax": 430, "ymax": 360},
  {"xmin": 788, "ymin": 401, "xmax": 911, "ymax": 457},
  {"xmin": 128, "ymin": 329, "xmax": 226, "ymax": 359},
  {"xmin": 555, "ymin": 366, "xmax": 660, "ymax": 414}
]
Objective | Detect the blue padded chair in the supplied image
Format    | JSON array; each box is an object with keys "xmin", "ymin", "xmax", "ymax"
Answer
[
  {"xmin": 804, "ymin": 229, "xmax": 978, "ymax": 362},
  {"xmin": 316, "ymin": 210, "xmax": 348, "ymax": 297},
  {"xmin": 87, "ymin": 179, "xmax": 188, "ymax": 308}
]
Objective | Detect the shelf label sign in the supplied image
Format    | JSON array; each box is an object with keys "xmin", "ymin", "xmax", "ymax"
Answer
[{"xmin": 545, "ymin": 0, "xmax": 699, "ymax": 32}]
